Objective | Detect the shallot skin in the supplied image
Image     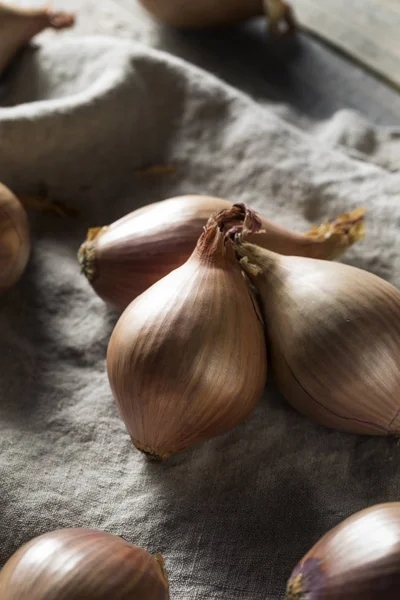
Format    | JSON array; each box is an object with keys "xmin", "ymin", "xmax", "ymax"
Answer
[
  {"xmin": 285, "ymin": 503, "xmax": 400, "ymax": 600},
  {"xmin": 107, "ymin": 214, "xmax": 267, "ymax": 458},
  {"xmin": 79, "ymin": 195, "xmax": 231, "ymax": 310},
  {"xmin": 237, "ymin": 243, "xmax": 400, "ymax": 436},
  {"xmin": 0, "ymin": 528, "xmax": 169, "ymax": 600},
  {"xmin": 0, "ymin": 182, "xmax": 30, "ymax": 293}
]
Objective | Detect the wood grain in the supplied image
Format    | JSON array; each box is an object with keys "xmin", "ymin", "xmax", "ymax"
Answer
[{"xmin": 294, "ymin": 0, "xmax": 400, "ymax": 90}]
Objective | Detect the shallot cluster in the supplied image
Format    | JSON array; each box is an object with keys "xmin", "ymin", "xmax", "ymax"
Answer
[
  {"xmin": 1, "ymin": 5, "xmax": 399, "ymax": 593},
  {"xmin": 2, "ymin": 167, "xmax": 399, "ymax": 599},
  {"xmin": 80, "ymin": 193, "xmax": 400, "ymax": 454},
  {"xmin": 77, "ymin": 194, "xmax": 374, "ymax": 458}
]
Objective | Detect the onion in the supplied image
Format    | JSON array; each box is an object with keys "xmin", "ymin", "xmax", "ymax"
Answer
[
  {"xmin": 285, "ymin": 503, "xmax": 400, "ymax": 599},
  {"xmin": 0, "ymin": 182, "xmax": 30, "ymax": 293},
  {"xmin": 137, "ymin": 0, "xmax": 296, "ymax": 34},
  {"xmin": 107, "ymin": 204, "xmax": 267, "ymax": 458},
  {"xmin": 0, "ymin": 528, "xmax": 169, "ymax": 599},
  {"xmin": 78, "ymin": 194, "xmax": 365, "ymax": 310},
  {"xmin": 231, "ymin": 207, "xmax": 400, "ymax": 436}
]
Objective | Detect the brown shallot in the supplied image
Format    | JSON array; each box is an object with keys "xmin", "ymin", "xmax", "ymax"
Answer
[
  {"xmin": 231, "ymin": 207, "xmax": 400, "ymax": 436},
  {"xmin": 0, "ymin": 182, "xmax": 30, "ymax": 293},
  {"xmin": 285, "ymin": 503, "xmax": 400, "ymax": 599},
  {"xmin": 0, "ymin": 528, "xmax": 169, "ymax": 600},
  {"xmin": 137, "ymin": 0, "xmax": 296, "ymax": 35},
  {"xmin": 107, "ymin": 205, "xmax": 267, "ymax": 458},
  {"xmin": 78, "ymin": 194, "xmax": 365, "ymax": 310}
]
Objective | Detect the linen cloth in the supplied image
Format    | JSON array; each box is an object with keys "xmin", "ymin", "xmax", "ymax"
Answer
[{"xmin": 1, "ymin": 8, "xmax": 400, "ymax": 599}]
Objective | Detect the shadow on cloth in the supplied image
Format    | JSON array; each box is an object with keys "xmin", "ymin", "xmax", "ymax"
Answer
[
  {"xmin": 0, "ymin": 38, "xmax": 187, "ymax": 221},
  {"xmin": 152, "ymin": 18, "xmax": 400, "ymax": 125},
  {"xmin": 0, "ymin": 214, "xmax": 118, "ymax": 427},
  {"xmin": 136, "ymin": 391, "xmax": 324, "ymax": 597},
  {"xmin": 131, "ymin": 379, "xmax": 400, "ymax": 596}
]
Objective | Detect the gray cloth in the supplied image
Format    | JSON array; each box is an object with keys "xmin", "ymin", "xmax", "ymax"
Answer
[{"xmin": 1, "ymin": 29, "xmax": 400, "ymax": 600}]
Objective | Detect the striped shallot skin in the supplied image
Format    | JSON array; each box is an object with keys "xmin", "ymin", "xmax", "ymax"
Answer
[
  {"xmin": 285, "ymin": 503, "xmax": 400, "ymax": 599},
  {"xmin": 107, "ymin": 215, "xmax": 267, "ymax": 458},
  {"xmin": 0, "ymin": 528, "xmax": 169, "ymax": 600},
  {"xmin": 238, "ymin": 243, "xmax": 400, "ymax": 436}
]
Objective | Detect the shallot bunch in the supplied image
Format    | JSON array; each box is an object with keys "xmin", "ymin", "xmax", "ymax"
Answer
[{"xmin": 102, "ymin": 197, "xmax": 369, "ymax": 456}]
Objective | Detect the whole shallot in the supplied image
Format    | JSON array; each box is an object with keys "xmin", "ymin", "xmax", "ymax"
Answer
[
  {"xmin": 0, "ymin": 528, "xmax": 169, "ymax": 600},
  {"xmin": 0, "ymin": 182, "xmax": 30, "ymax": 293},
  {"xmin": 107, "ymin": 205, "xmax": 267, "ymax": 458},
  {"xmin": 231, "ymin": 205, "xmax": 400, "ymax": 436},
  {"xmin": 79, "ymin": 194, "xmax": 364, "ymax": 310},
  {"xmin": 285, "ymin": 503, "xmax": 400, "ymax": 599}
]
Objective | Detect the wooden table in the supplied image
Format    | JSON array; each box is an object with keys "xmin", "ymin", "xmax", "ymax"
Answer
[{"xmin": 294, "ymin": 0, "xmax": 400, "ymax": 90}]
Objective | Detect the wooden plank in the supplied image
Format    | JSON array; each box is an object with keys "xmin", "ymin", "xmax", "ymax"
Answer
[{"xmin": 293, "ymin": 0, "xmax": 400, "ymax": 90}]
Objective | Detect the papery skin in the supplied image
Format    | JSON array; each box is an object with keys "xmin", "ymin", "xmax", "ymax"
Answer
[
  {"xmin": 236, "ymin": 240, "xmax": 400, "ymax": 436},
  {"xmin": 0, "ymin": 528, "xmax": 169, "ymax": 600},
  {"xmin": 79, "ymin": 196, "xmax": 231, "ymax": 310}
]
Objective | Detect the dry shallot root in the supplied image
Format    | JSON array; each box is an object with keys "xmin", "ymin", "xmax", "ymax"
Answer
[
  {"xmin": 0, "ymin": 1, "xmax": 75, "ymax": 75},
  {"xmin": 18, "ymin": 189, "xmax": 79, "ymax": 219}
]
